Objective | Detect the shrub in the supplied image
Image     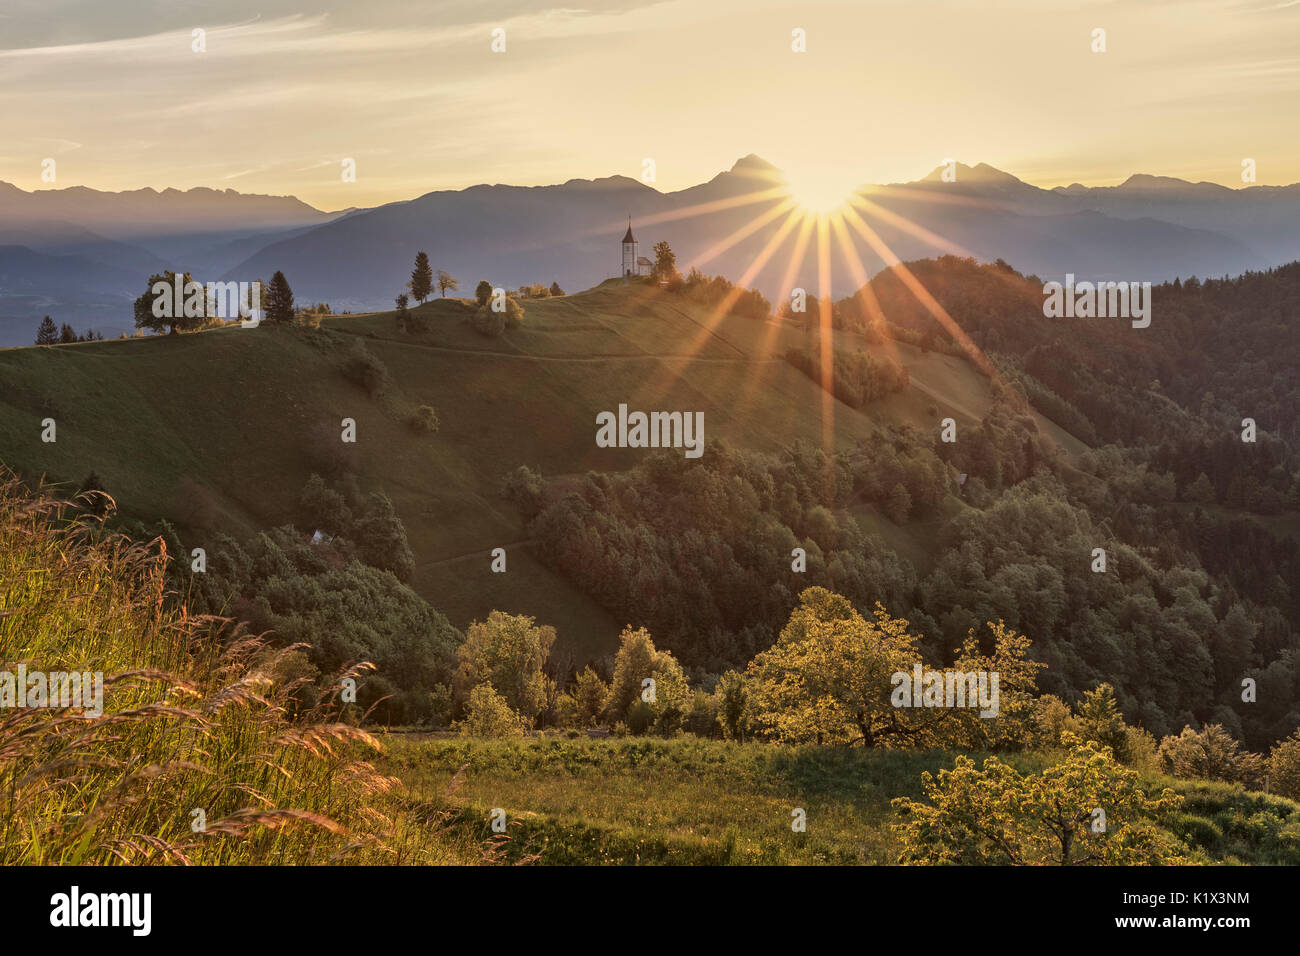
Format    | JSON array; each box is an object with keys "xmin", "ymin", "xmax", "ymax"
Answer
[
  {"xmin": 472, "ymin": 306, "xmax": 506, "ymax": 337},
  {"xmin": 409, "ymin": 405, "xmax": 440, "ymax": 434},
  {"xmin": 341, "ymin": 345, "xmax": 387, "ymax": 396},
  {"xmin": 1159, "ymin": 724, "xmax": 1266, "ymax": 788},
  {"xmin": 299, "ymin": 473, "xmax": 353, "ymax": 535},
  {"xmin": 455, "ymin": 684, "xmax": 528, "ymax": 738}
]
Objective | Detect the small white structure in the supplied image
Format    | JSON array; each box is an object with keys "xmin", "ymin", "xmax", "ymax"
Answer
[{"xmin": 621, "ymin": 219, "xmax": 653, "ymax": 277}]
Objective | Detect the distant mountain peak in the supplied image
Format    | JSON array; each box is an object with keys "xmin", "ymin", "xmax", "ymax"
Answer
[
  {"xmin": 919, "ymin": 161, "xmax": 1026, "ymax": 185},
  {"xmin": 730, "ymin": 154, "xmax": 777, "ymax": 173},
  {"xmin": 1119, "ymin": 173, "xmax": 1195, "ymax": 190}
]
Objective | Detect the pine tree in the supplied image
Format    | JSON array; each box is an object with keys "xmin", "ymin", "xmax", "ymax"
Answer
[
  {"xmin": 409, "ymin": 252, "xmax": 433, "ymax": 304},
  {"xmin": 35, "ymin": 316, "xmax": 58, "ymax": 345},
  {"xmin": 265, "ymin": 271, "xmax": 295, "ymax": 325},
  {"xmin": 59, "ymin": 323, "xmax": 78, "ymax": 344}
]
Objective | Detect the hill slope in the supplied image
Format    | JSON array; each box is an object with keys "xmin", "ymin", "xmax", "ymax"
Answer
[{"xmin": 0, "ymin": 279, "xmax": 1061, "ymax": 659}]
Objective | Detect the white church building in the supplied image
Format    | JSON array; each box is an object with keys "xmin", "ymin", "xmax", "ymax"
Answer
[{"xmin": 621, "ymin": 220, "xmax": 654, "ymax": 277}]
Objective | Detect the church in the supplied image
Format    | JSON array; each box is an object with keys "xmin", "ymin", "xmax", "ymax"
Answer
[{"xmin": 621, "ymin": 220, "xmax": 654, "ymax": 277}]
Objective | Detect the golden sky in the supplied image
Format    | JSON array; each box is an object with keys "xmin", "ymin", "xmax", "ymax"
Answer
[{"xmin": 2, "ymin": 0, "xmax": 1298, "ymax": 209}]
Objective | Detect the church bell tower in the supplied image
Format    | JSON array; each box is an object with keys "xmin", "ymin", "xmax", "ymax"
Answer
[{"xmin": 621, "ymin": 218, "xmax": 638, "ymax": 277}]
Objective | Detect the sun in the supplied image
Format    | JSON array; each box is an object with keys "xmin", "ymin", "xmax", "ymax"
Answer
[{"xmin": 780, "ymin": 165, "xmax": 864, "ymax": 216}]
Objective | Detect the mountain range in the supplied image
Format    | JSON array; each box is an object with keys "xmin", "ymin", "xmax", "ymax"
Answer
[{"xmin": 2, "ymin": 157, "xmax": 1299, "ymax": 346}]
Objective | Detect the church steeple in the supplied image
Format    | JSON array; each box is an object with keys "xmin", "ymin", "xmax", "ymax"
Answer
[{"xmin": 621, "ymin": 216, "xmax": 638, "ymax": 276}]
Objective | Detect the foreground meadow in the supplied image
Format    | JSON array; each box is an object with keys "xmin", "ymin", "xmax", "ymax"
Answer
[{"xmin": 381, "ymin": 735, "xmax": 1300, "ymax": 865}]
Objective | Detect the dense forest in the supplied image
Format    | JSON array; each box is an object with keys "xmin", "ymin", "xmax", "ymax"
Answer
[{"xmin": 513, "ymin": 258, "xmax": 1300, "ymax": 750}]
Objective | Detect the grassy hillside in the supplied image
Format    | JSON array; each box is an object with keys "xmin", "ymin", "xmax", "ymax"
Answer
[
  {"xmin": 0, "ymin": 474, "xmax": 476, "ymax": 865},
  {"xmin": 382, "ymin": 734, "xmax": 1300, "ymax": 865},
  {"xmin": 0, "ymin": 280, "xmax": 1076, "ymax": 661}
]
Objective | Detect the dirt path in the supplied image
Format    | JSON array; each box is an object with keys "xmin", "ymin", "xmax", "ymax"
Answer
[
  {"xmin": 335, "ymin": 327, "xmax": 778, "ymax": 365},
  {"xmin": 417, "ymin": 539, "xmax": 535, "ymax": 570}
]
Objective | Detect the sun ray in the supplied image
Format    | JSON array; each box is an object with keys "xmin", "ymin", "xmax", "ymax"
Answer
[
  {"xmin": 838, "ymin": 203, "xmax": 1001, "ymax": 381},
  {"xmin": 579, "ymin": 185, "xmax": 791, "ymax": 243},
  {"xmin": 815, "ymin": 214, "xmax": 837, "ymax": 490},
  {"xmin": 733, "ymin": 210, "xmax": 816, "ymax": 412},
  {"xmin": 585, "ymin": 194, "xmax": 799, "ymax": 335},
  {"xmin": 643, "ymin": 204, "xmax": 806, "ymax": 406},
  {"xmin": 682, "ymin": 197, "xmax": 800, "ymax": 272},
  {"xmin": 849, "ymin": 194, "xmax": 980, "ymax": 260},
  {"xmin": 829, "ymin": 212, "xmax": 908, "ymax": 372}
]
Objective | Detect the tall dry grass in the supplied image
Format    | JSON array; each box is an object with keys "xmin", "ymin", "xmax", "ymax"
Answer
[{"xmin": 0, "ymin": 475, "xmax": 474, "ymax": 865}]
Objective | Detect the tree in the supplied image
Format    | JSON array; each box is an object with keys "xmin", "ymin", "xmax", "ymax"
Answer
[
  {"xmin": 35, "ymin": 316, "xmax": 58, "ymax": 345},
  {"xmin": 746, "ymin": 587, "xmax": 1041, "ymax": 748},
  {"xmin": 436, "ymin": 269, "xmax": 458, "ymax": 298},
  {"xmin": 604, "ymin": 626, "xmax": 688, "ymax": 731},
  {"xmin": 454, "ymin": 684, "xmax": 528, "ymax": 738},
  {"xmin": 746, "ymin": 588, "xmax": 921, "ymax": 746},
  {"xmin": 395, "ymin": 293, "xmax": 409, "ymax": 332},
  {"xmin": 410, "ymin": 252, "xmax": 433, "ymax": 304},
  {"xmin": 298, "ymin": 473, "xmax": 351, "ymax": 536},
  {"xmin": 1184, "ymin": 472, "xmax": 1216, "ymax": 504},
  {"xmin": 455, "ymin": 611, "xmax": 556, "ymax": 723},
  {"xmin": 475, "ymin": 280, "xmax": 493, "ymax": 306},
  {"xmin": 549, "ymin": 281, "xmax": 564, "ymax": 297},
  {"xmin": 1269, "ymin": 730, "xmax": 1300, "ymax": 801},
  {"xmin": 350, "ymin": 492, "xmax": 415, "ymax": 581},
  {"xmin": 59, "ymin": 323, "xmax": 78, "ymax": 344},
  {"xmin": 716, "ymin": 670, "xmax": 749, "ymax": 741},
  {"xmin": 265, "ymin": 270, "xmax": 295, "ymax": 325},
  {"xmin": 885, "ymin": 482, "xmax": 912, "ymax": 523},
  {"xmin": 571, "ymin": 666, "xmax": 608, "ymax": 727},
  {"xmin": 892, "ymin": 740, "xmax": 1190, "ymax": 865},
  {"xmin": 651, "ymin": 241, "xmax": 679, "ymax": 283},
  {"xmin": 1159, "ymin": 724, "xmax": 1265, "ymax": 788},
  {"xmin": 1074, "ymin": 683, "xmax": 1130, "ymax": 762},
  {"xmin": 133, "ymin": 271, "xmax": 206, "ymax": 335}
]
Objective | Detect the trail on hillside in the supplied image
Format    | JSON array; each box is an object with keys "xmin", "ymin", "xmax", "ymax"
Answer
[
  {"xmin": 335, "ymin": 327, "xmax": 780, "ymax": 364},
  {"xmin": 418, "ymin": 539, "xmax": 536, "ymax": 570}
]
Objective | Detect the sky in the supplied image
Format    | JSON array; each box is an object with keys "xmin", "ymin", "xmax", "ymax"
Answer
[{"xmin": 1, "ymin": 0, "xmax": 1299, "ymax": 209}]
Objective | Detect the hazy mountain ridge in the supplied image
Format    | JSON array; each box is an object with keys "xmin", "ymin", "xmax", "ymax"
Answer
[{"xmin": 3, "ymin": 158, "xmax": 1300, "ymax": 345}]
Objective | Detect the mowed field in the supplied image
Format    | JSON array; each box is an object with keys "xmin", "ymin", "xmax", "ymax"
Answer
[{"xmin": 0, "ymin": 279, "xmax": 1083, "ymax": 660}]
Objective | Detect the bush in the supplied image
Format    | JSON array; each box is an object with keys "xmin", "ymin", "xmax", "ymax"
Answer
[
  {"xmin": 456, "ymin": 684, "xmax": 529, "ymax": 738},
  {"xmin": 500, "ymin": 464, "xmax": 545, "ymax": 519},
  {"xmin": 341, "ymin": 345, "xmax": 387, "ymax": 396},
  {"xmin": 472, "ymin": 306, "xmax": 506, "ymax": 337},
  {"xmin": 409, "ymin": 405, "xmax": 439, "ymax": 434},
  {"xmin": 299, "ymin": 473, "xmax": 352, "ymax": 535},
  {"xmin": 504, "ymin": 297, "xmax": 525, "ymax": 329},
  {"xmin": 626, "ymin": 700, "xmax": 655, "ymax": 735}
]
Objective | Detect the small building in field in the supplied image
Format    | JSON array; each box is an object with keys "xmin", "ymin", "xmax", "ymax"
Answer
[{"xmin": 621, "ymin": 220, "xmax": 653, "ymax": 277}]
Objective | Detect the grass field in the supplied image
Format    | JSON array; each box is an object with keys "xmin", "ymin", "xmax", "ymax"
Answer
[
  {"xmin": 0, "ymin": 280, "xmax": 1085, "ymax": 661},
  {"xmin": 380, "ymin": 735, "xmax": 1300, "ymax": 865}
]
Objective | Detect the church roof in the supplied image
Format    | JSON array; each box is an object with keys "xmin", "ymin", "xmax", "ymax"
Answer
[{"xmin": 622, "ymin": 223, "xmax": 636, "ymax": 243}]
